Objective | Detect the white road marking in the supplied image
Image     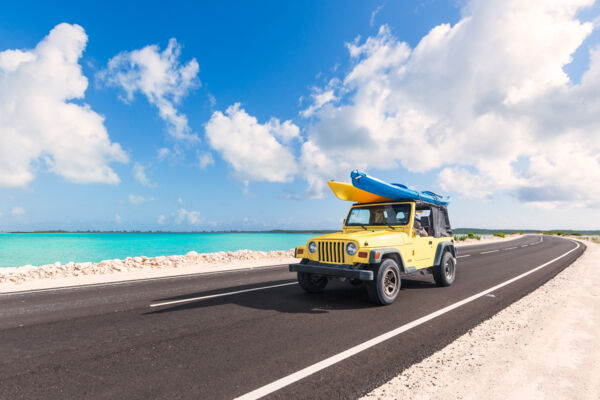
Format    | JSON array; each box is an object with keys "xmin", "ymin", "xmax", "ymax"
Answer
[
  {"xmin": 457, "ymin": 255, "xmax": 470, "ymax": 258},
  {"xmin": 235, "ymin": 239, "xmax": 581, "ymax": 400},
  {"xmin": 504, "ymin": 247, "xmax": 518, "ymax": 250},
  {"xmin": 0, "ymin": 264, "xmax": 291, "ymax": 296},
  {"xmin": 480, "ymin": 250, "xmax": 499, "ymax": 254},
  {"xmin": 521, "ymin": 244, "xmax": 528, "ymax": 247},
  {"xmin": 150, "ymin": 282, "xmax": 297, "ymax": 307}
]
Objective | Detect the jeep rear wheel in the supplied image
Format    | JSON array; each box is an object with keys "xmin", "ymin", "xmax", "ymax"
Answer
[
  {"xmin": 297, "ymin": 271, "xmax": 328, "ymax": 293},
  {"xmin": 433, "ymin": 251, "xmax": 456, "ymax": 287},
  {"xmin": 366, "ymin": 258, "xmax": 401, "ymax": 305}
]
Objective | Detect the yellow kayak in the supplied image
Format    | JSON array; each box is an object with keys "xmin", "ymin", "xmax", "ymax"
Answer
[{"xmin": 327, "ymin": 181, "xmax": 392, "ymax": 203}]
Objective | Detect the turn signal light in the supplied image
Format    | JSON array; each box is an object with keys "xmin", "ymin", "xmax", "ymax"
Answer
[{"xmin": 358, "ymin": 251, "xmax": 368, "ymax": 258}]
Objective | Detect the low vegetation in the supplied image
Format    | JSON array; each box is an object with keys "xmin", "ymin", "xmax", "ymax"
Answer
[
  {"xmin": 493, "ymin": 232, "xmax": 506, "ymax": 238},
  {"xmin": 467, "ymin": 232, "xmax": 481, "ymax": 240}
]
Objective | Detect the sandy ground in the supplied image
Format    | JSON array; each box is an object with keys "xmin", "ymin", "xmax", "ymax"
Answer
[
  {"xmin": 0, "ymin": 257, "xmax": 297, "ymax": 293},
  {"xmin": 362, "ymin": 238, "xmax": 600, "ymax": 400}
]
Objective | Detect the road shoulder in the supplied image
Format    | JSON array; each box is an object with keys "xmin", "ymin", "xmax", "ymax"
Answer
[{"xmin": 362, "ymin": 239, "xmax": 600, "ymax": 400}]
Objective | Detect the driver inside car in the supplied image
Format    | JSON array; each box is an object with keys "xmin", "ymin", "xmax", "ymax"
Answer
[{"xmin": 413, "ymin": 218, "xmax": 428, "ymax": 237}]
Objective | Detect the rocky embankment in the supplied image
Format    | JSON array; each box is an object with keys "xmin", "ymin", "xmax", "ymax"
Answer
[{"xmin": 0, "ymin": 249, "xmax": 294, "ymax": 284}]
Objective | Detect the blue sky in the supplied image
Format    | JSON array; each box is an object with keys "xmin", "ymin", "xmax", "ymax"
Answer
[{"xmin": 1, "ymin": 0, "xmax": 600, "ymax": 231}]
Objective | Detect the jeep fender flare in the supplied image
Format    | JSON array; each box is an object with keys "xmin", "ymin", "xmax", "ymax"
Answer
[
  {"xmin": 368, "ymin": 248, "xmax": 409, "ymax": 273},
  {"xmin": 434, "ymin": 242, "xmax": 456, "ymax": 266}
]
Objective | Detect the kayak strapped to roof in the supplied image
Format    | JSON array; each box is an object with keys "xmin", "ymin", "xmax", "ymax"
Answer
[
  {"xmin": 350, "ymin": 170, "xmax": 450, "ymax": 206},
  {"xmin": 327, "ymin": 181, "xmax": 392, "ymax": 204}
]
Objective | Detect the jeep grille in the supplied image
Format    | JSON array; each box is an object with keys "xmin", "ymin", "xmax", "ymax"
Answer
[{"xmin": 318, "ymin": 241, "xmax": 346, "ymax": 264}]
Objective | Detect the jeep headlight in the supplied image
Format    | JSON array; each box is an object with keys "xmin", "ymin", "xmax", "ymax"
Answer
[
  {"xmin": 345, "ymin": 242, "xmax": 357, "ymax": 256},
  {"xmin": 308, "ymin": 241, "xmax": 317, "ymax": 253}
]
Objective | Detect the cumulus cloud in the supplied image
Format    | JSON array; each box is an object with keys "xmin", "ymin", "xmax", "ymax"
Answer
[
  {"xmin": 0, "ymin": 23, "xmax": 128, "ymax": 188},
  {"xmin": 205, "ymin": 103, "xmax": 298, "ymax": 182},
  {"xmin": 132, "ymin": 163, "xmax": 156, "ymax": 187},
  {"xmin": 157, "ymin": 214, "xmax": 166, "ymax": 224},
  {"xmin": 11, "ymin": 206, "xmax": 26, "ymax": 215},
  {"xmin": 99, "ymin": 38, "xmax": 200, "ymax": 142},
  {"xmin": 299, "ymin": 0, "xmax": 600, "ymax": 207},
  {"xmin": 173, "ymin": 208, "xmax": 202, "ymax": 225},
  {"xmin": 128, "ymin": 194, "xmax": 153, "ymax": 205}
]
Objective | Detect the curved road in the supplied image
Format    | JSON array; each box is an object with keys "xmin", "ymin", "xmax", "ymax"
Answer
[{"xmin": 0, "ymin": 235, "xmax": 585, "ymax": 399}]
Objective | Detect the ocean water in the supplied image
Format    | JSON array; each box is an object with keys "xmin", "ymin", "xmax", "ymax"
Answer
[{"xmin": 0, "ymin": 232, "xmax": 318, "ymax": 268}]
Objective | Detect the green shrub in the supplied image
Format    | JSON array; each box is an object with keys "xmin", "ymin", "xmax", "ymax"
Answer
[
  {"xmin": 467, "ymin": 232, "xmax": 475, "ymax": 239},
  {"xmin": 493, "ymin": 232, "xmax": 506, "ymax": 238}
]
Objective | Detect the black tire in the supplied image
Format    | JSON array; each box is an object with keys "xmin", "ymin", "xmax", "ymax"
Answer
[
  {"xmin": 366, "ymin": 258, "xmax": 401, "ymax": 305},
  {"xmin": 297, "ymin": 271, "xmax": 328, "ymax": 293},
  {"xmin": 433, "ymin": 251, "xmax": 456, "ymax": 287}
]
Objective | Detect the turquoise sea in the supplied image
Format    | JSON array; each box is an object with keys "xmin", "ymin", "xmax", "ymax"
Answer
[{"xmin": 0, "ymin": 232, "xmax": 319, "ymax": 268}]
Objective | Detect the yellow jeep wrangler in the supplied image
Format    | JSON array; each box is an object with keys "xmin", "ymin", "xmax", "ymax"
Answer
[{"xmin": 290, "ymin": 200, "xmax": 456, "ymax": 305}]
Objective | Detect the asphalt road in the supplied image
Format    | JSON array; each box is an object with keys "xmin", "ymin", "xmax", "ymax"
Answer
[{"xmin": 0, "ymin": 235, "xmax": 584, "ymax": 399}]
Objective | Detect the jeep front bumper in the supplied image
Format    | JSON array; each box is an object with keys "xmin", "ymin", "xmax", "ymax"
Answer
[{"xmin": 289, "ymin": 261, "xmax": 374, "ymax": 281}]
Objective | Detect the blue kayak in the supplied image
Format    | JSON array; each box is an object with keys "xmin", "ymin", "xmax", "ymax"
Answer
[{"xmin": 350, "ymin": 170, "xmax": 450, "ymax": 206}]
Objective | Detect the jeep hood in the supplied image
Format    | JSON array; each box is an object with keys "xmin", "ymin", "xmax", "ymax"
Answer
[{"xmin": 309, "ymin": 230, "xmax": 409, "ymax": 247}]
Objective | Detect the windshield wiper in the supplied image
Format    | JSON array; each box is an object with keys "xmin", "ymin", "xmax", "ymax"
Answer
[
  {"xmin": 359, "ymin": 225, "xmax": 368, "ymax": 230},
  {"xmin": 385, "ymin": 223, "xmax": 396, "ymax": 230}
]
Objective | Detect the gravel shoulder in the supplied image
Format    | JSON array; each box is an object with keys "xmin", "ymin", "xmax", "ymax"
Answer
[{"xmin": 362, "ymin": 238, "xmax": 599, "ymax": 400}]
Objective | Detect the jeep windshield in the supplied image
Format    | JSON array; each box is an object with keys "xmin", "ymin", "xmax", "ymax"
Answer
[{"xmin": 346, "ymin": 204, "xmax": 411, "ymax": 226}]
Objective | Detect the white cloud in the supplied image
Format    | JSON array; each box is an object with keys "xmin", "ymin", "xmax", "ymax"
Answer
[
  {"xmin": 128, "ymin": 194, "xmax": 153, "ymax": 205},
  {"xmin": 132, "ymin": 163, "xmax": 156, "ymax": 187},
  {"xmin": 300, "ymin": 78, "xmax": 340, "ymax": 118},
  {"xmin": 99, "ymin": 38, "xmax": 200, "ymax": 142},
  {"xmin": 115, "ymin": 214, "xmax": 122, "ymax": 223},
  {"xmin": 0, "ymin": 23, "xmax": 128, "ymax": 188},
  {"xmin": 196, "ymin": 151, "xmax": 214, "ymax": 169},
  {"xmin": 177, "ymin": 197, "xmax": 183, "ymax": 205},
  {"xmin": 370, "ymin": 4, "xmax": 385, "ymax": 27},
  {"xmin": 173, "ymin": 208, "xmax": 201, "ymax": 225},
  {"xmin": 299, "ymin": 0, "xmax": 600, "ymax": 207},
  {"xmin": 11, "ymin": 206, "xmax": 25, "ymax": 215},
  {"xmin": 157, "ymin": 147, "xmax": 170, "ymax": 161},
  {"xmin": 266, "ymin": 118, "xmax": 300, "ymax": 142},
  {"xmin": 205, "ymin": 103, "xmax": 298, "ymax": 182},
  {"xmin": 157, "ymin": 214, "xmax": 166, "ymax": 224}
]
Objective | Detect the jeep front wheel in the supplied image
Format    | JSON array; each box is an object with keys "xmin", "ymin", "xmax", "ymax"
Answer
[
  {"xmin": 297, "ymin": 271, "xmax": 328, "ymax": 293},
  {"xmin": 433, "ymin": 251, "xmax": 456, "ymax": 287},
  {"xmin": 366, "ymin": 258, "xmax": 401, "ymax": 305}
]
